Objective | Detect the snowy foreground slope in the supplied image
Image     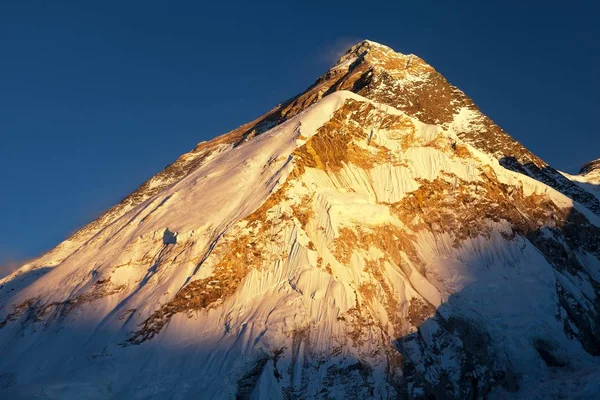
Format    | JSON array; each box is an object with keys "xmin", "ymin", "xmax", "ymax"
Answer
[{"xmin": 1, "ymin": 41, "xmax": 600, "ymax": 399}]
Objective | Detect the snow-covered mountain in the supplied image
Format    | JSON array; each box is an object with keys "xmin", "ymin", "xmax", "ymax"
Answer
[{"xmin": 1, "ymin": 40, "xmax": 599, "ymax": 399}]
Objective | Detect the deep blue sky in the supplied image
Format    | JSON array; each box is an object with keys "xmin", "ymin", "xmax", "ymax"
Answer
[{"xmin": 1, "ymin": 0, "xmax": 599, "ymax": 270}]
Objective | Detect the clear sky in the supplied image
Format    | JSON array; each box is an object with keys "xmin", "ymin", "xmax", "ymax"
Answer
[{"xmin": 1, "ymin": 0, "xmax": 599, "ymax": 271}]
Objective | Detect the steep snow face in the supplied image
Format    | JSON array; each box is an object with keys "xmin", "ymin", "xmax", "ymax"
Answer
[{"xmin": 1, "ymin": 42, "xmax": 600, "ymax": 399}]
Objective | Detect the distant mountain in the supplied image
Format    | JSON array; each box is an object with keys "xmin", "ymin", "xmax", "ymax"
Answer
[
  {"xmin": 580, "ymin": 159, "xmax": 600, "ymax": 181},
  {"xmin": 1, "ymin": 40, "xmax": 599, "ymax": 399}
]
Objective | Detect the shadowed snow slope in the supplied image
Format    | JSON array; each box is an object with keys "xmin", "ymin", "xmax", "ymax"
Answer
[{"xmin": 1, "ymin": 41, "xmax": 599, "ymax": 399}]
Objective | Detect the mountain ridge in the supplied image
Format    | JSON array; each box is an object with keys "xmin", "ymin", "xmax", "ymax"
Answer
[
  {"xmin": 1, "ymin": 40, "xmax": 599, "ymax": 399},
  {"xmin": 46, "ymin": 39, "xmax": 600, "ymax": 262}
]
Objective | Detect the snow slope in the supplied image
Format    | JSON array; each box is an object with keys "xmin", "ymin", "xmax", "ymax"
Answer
[
  {"xmin": 1, "ymin": 41, "xmax": 599, "ymax": 400},
  {"xmin": 562, "ymin": 159, "xmax": 600, "ymax": 203}
]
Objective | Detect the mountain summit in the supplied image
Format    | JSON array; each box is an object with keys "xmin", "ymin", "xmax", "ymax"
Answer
[
  {"xmin": 1, "ymin": 41, "xmax": 599, "ymax": 399},
  {"xmin": 580, "ymin": 159, "xmax": 600, "ymax": 178}
]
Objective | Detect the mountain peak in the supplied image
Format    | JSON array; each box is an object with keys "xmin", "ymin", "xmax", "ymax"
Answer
[
  {"xmin": 335, "ymin": 39, "xmax": 411, "ymax": 68},
  {"xmin": 580, "ymin": 158, "xmax": 600, "ymax": 175},
  {"xmin": 345, "ymin": 39, "xmax": 395, "ymax": 55},
  {"xmin": 2, "ymin": 38, "xmax": 600, "ymax": 400}
]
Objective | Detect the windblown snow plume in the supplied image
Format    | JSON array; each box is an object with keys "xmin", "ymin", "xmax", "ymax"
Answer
[{"xmin": 1, "ymin": 40, "xmax": 599, "ymax": 399}]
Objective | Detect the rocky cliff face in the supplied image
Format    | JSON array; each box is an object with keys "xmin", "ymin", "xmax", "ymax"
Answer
[{"xmin": 1, "ymin": 41, "xmax": 599, "ymax": 399}]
